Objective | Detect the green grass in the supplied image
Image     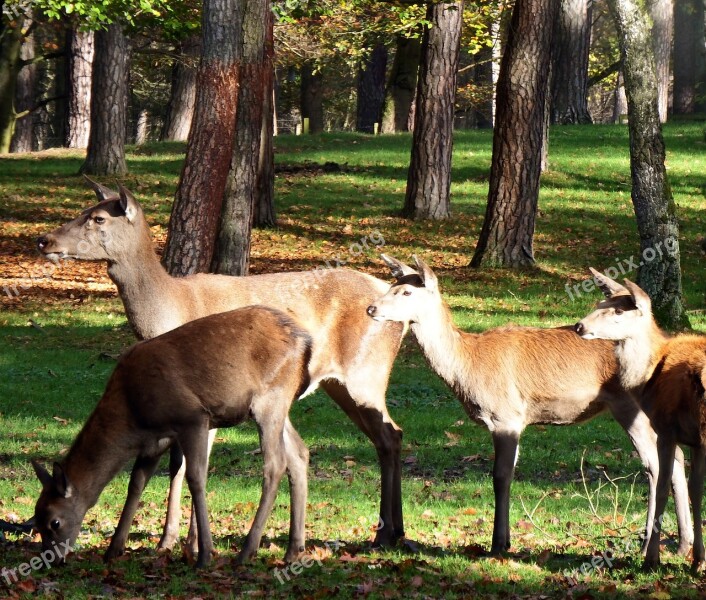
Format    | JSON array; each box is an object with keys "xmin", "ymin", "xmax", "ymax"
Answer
[{"xmin": 1, "ymin": 124, "xmax": 706, "ymax": 597}]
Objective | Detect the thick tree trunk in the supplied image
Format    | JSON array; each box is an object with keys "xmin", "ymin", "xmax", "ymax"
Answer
[
  {"xmin": 471, "ymin": 0, "xmax": 561, "ymax": 267},
  {"xmin": 161, "ymin": 36, "xmax": 199, "ymax": 142},
  {"xmin": 0, "ymin": 19, "xmax": 25, "ymax": 153},
  {"xmin": 551, "ymin": 0, "xmax": 592, "ymax": 124},
  {"xmin": 300, "ymin": 63, "xmax": 324, "ymax": 133},
  {"xmin": 163, "ymin": 0, "xmax": 242, "ymax": 276},
  {"xmin": 381, "ymin": 35, "xmax": 421, "ymax": 133},
  {"xmin": 650, "ymin": 0, "xmax": 672, "ymax": 123},
  {"xmin": 10, "ymin": 27, "xmax": 35, "ymax": 153},
  {"xmin": 403, "ymin": 0, "xmax": 463, "ymax": 220},
  {"xmin": 80, "ymin": 23, "xmax": 129, "ymax": 175},
  {"xmin": 356, "ymin": 43, "xmax": 387, "ymax": 133},
  {"xmin": 212, "ymin": 0, "xmax": 272, "ymax": 275},
  {"xmin": 673, "ymin": 0, "xmax": 706, "ymax": 115},
  {"xmin": 607, "ymin": 0, "xmax": 687, "ymax": 328},
  {"xmin": 65, "ymin": 28, "xmax": 94, "ymax": 148}
]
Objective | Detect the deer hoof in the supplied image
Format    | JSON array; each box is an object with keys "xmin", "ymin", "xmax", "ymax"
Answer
[
  {"xmin": 283, "ymin": 545, "xmax": 305, "ymax": 563},
  {"xmin": 677, "ymin": 541, "xmax": 693, "ymax": 557},
  {"xmin": 104, "ymin": 545, "xmax": 125, "ymax": 562},
  {"xmin": 642, "ymin": 557, "xmax": 660, "ymax": 572}
]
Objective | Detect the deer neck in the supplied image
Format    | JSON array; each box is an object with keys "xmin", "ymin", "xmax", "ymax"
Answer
[{"xmin": 615, "ymin": 322, "xmax": 667, "ymax": 390}]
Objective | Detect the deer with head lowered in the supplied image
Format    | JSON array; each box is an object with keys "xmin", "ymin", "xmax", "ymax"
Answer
[
  {"xmin": 36, "ymin": 178, "xmax": 406, "ymax": 554},
  {"xmin": 32, "ymin": 305, "xmax": 311, "ymax": 568},
  {"xmin": 366, "ymin": 254, "xmax": 692, "ymax": 555},
  {"xmin": 576, "ymin": 269, "xmax": 706, "ymax": 573}
]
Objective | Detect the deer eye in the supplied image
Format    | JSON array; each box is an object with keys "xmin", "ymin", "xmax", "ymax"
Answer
[
  {"xmin": 50, "ymin": 519, "xmax": 60, "ymax": 531},
  {"xmin": 93, "ymin": 215, "xmax": 105, "ymax": 224},
  {"xmin": 402, "ymin": 290, "xmax": 412, "ymax": 296},
  {"xmin": 615, "ymin": 308, "xmax": 624, "ymax": 316}
]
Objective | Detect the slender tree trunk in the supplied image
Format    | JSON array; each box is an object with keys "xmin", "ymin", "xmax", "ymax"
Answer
[
  {"xmin": 65, "ymin": 28, "xmax": 94, "ymax": 148},
  {"xmin": 472, "ymin": 40, "xmax": 494, "ymax": 128},
  {"xmin": 0, "ymin": 19, "xmax": 25, "ymax": 153},
  {"xmin": 613, "ymin": 69, "xmax": 628, "ymax": 122},
  {"xmin": 161, "ymin": 36, "xmax": 199, "ymax": 142},
  {"xmin": 253, "ymin": 30, "xmax": 276, "ymax": 229},
  {"xmin": 10, "ymin": 26, "xmax": 35, "ymax": 152},
  {"xmin": 551, "ymin": 0, "xmax": 592, "ymax": 124},
  {"xmin": 673, "ymin": 0, "xmax": 706, "ymax": 114},
  {"xmin": 381, "ymin": 35, "xmax": 421, "ymax": 134},
  {"xmin": 211, "ymin": 0, "xmax": 271, "ymax": 275},
  {"xmin": 163, "ymin": 0, "xmax": 243, "ymax": 276},
  {"xmin": 403, "ymin": 0, "xmax": 463, "ymax": 220},
  {"xmin": 356, "ymin": 43, "xmax": 387, "ymax": 133},
  {"xmin": 650, "ymin": 0, "xmax": 673, "ymax": 123},
  {"xmin": 80, "ymin": 23, "xmax": 129, "ymax": 175},
  {"xmin": 300, "ymin": 62, "xmax": 324, "ymax": 133},
  {"xmin": 471, "ymin": 0, "xmax": 561, "ymax": 267},
  {"xmin": 607, "ymin": 0, "xmax": 687, "ymax": 328}
]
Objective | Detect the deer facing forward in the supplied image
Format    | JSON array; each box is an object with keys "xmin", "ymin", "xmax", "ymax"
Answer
[
  {"xmin": 366, "ymin": 255, "xmax": 692, "ymax": 555},
  {"xmin": 576, "ymin": 269, "xmax": 706, "ymax": 573}
]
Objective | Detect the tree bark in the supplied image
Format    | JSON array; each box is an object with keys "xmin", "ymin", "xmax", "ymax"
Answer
[
  {"xmin": 80, "ymin": 23, "xmax": 129, "ymax": 175},
  {"xmin": 471, "ymin": 0, "xmax": 561, "ymax": 267},
  {"xmin": 163, "ymin": 0, "xmax": 243, "ymax": 276},
  {"xmin": 472, "ymin": 39, "xmax": 494, "ymax": 128},
  {"xmin": 161, "ymin": 36, "xmax": 199, "ymax": 142},
  {"xmin": 356, "ymin": 43, "xmax": 387, "ymax": 133},
  {"xmin": 211, "ymin": 0, "xmax": 272, "ymax": 275},
  {"xmin": 65, "ymin": 28, "xmax": 94, "ymax": 148},
  {"xmin": 551, "ymin": 0, "xmax": 592, "ymax": 124},
  {"xmin": 253, "ymin": 48, "xmax": 276, "ymax": 228},
  {"xmin": 300, "ymin": 62, "xmax": 324, "ymax": 133},
  {"xmin": 673, "ymin": 0, "xmax": 706, "ymax": 115},
  {"xmin": 0, "ymin": 18, "xmax": 25, "ymax": 153},
  {"xmin": 403, "ymin": 0, "xmax": 463, "ymax": 220},
  {"xmin": 649, "ymin": 0, "xmax": 672, "ymax": 123},
  {"xmin": 607, "ymin": 0, "xmax": 687, "ymax": 328},
  {"xmin": 381, "ymin": 35, "xmax": 421, "ymax": 133},
  {"xmin": 10, "ymin": 25, "xmax": 35, "ymax": 152}
]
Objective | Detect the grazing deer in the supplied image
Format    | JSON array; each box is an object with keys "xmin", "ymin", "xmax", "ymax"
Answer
[
  {"xmin": 576, "ymin": 269, "xmax": 706, "ymax": 572},
  {"xmin": 36, "ymin": 178, "xmax": 405, "ymax": 551},
  {"xmin": 32, "ymin": 306, "xmax": 312, "ymax": 568},
  {"xmin": 366, "ymin": 255, "xmax": 692, "ymax": 555}
]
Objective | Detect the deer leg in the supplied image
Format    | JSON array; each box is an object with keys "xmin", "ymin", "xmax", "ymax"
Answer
[
  {"xmin": 689, "ymin": 445, "xmax": 705, "ymax": 574},
  {"xmin": 158, "ymin": 443, "xmax": 185, "ymax": 550},
  {"xmin": 321, "ymin": 380, "xmax": 403, "ymax": 547},
  {"xmin": 106, "ymin": 452, "xmax": 164, "ymax": 561},
  {"xmin": 644, "ymin": 435, "xmax": 675, "ymax": 571},
  {"xmin": 236, "ymin": 412, "xmax": 288, "ymax": 565},
  {"xmin": 490, "ymin": 430, "xmax": 520, "ymax": 555},
  {"xmin": 184, "ymin": 428, "xmax": 218, "ymax": 554},
  {"xmin": 282, "ymin": 417, "xmax": 309, "ymax": 562},
  {"xmin": 179, "ymin": 425, "xmax": 213, "ymax": 569}
]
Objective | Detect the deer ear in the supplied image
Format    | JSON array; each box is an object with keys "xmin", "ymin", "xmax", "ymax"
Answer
[
  {"xmin": 52, "ymin": 463, "xmax": 74, "ymax": 499},
  {"xmin": 589, "ymin": 267, "xmax": 627, "ymax": 298},
  {"xmin": 32, "ymin": 460, "xmax": 53, "ymax": 489},
  {"xmin": 413, "ymin": 255, "xmax": 438, "ymax": 292},
  {"xmin": 83, "ymin": 175, "xmax": 120, "ymax": 202},
  {"xmin": 117, "ymin": 184, "xmax": 139, "ymax": 223},
  {"xmin": 380, "ymin": 254, "xmax": 417, "ymax": 280},
  {"xmin": 623, "ymin": 279, "xmax": 651, "ymax": 314}
]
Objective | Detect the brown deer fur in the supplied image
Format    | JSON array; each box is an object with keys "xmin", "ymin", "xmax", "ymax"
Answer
[
  {"xmin": 36, "ymin": 178, "xmax": 405, "ymax": 550},
  {"xmin": 366, "ymin": 255, "xmax": 692, "ymax": 555},
  {"xmin": 33, "ymin": 306, "xmax": 312, "ymax": 568}
]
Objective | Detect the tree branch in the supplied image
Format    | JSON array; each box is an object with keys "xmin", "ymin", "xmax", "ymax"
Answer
[
  {"xmin": 15, "ymin": 95, "xmax": 66, "ymax": 120},
  {"xmin": 588, "ymin": 59, "xmax": 622, "ymax": 88},
  {"xmin": 20, "ymin": 50, "xmax": 66, "ymax": 68}
]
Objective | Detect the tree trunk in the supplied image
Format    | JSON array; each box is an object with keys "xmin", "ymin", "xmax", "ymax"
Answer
[
  {"xmin": 80, "ymin": 23, "xmax": 129, "ymax": 175},
  {"xmin": 650, "ymin": 0, "xmax": 672, "ymax": 123},
  {"xmin": 212, "ymin": 0, "xmax": 271, "ymax": 275},
  {"xmin": 472, "ymin": 39, "xmax": 494, "ymax": 128},
  {"xmin": 613, "ymin": 68, "xmax": 628, "ymax": 122},
  {"xmin": 403, "ymin": 0, "xmax": 463, "ymax": 220},
  {"xmin": 356, "ymin": 43, "xmax": 387, "ymax": 133},
  {"xmin": 471, "ymin": 0, "xmax": 561, "ymax": 267},
  {"xmin": 551, "ymin": 0, "xmax": 592, "ymax": 124},
  {"xmin": 163, "ymin": 0, "xmax": 243, "ymax": 276},
  {"xmin": 10, "ymin": 26, "xmax": 36, "ymax": 153},
  {"xmin": 0, "ymin": 19, "xmax": 25, "ymax": 153},
  {"xmin": 161, "ymin": 36, "xmax": 199, "ymax": 142},
  {"xmin": 381, "ymin": 35, "xmax": 421, "ymax": 133},
  {"xmin": 607, "ymin": 0, "xmax": 688, "ymax": 328},
  {"xmin": 254, "ymin": 50, "xmax": 276, "ymax": 228},
  {"xmin": 300, "ymin": 62, "xmax": 324, "ymax": 133},
  {"xmin": 673, "ymin": 0, "xmax": 706, "ymax": 115},
  {"xmin": 65, "ymin": 28, "xmax": 94, "ymax": 148}
]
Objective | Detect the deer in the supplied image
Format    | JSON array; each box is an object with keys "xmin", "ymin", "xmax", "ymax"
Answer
[
  {"xmin": 32, "ymin": 305, "xmax": 312, "ymax": 568},
  {"xmin": 365, "ymin": 254, "xmax": 692, "ymax": 556},
  {"xmin": 575, "ymin": 269, "xmax": 706, "ymax": 573},
  {"xmin": 36, "ymin": 177, "xmax": 406, "ymax": 553}
]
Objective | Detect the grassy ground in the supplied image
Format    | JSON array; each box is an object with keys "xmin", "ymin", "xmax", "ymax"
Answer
[{"xmin": 1, "ymin": 123, "xmax": 706, "ymax": 598}]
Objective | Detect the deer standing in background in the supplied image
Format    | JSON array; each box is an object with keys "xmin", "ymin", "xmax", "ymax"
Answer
[
  {"xmin": 576, "ymin": 269, "xmax": 706, "ymax": 573},
  {"xmin": 32, "ymin": 306, "xmax": 312, "ymax": 568},
  {"xmin": 366, "ymin": 255, "xmax": 692, "ymax": 555},
  {"xmin": 36, "ymin": 178, "xmax": 406, "ymax": 552}
]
